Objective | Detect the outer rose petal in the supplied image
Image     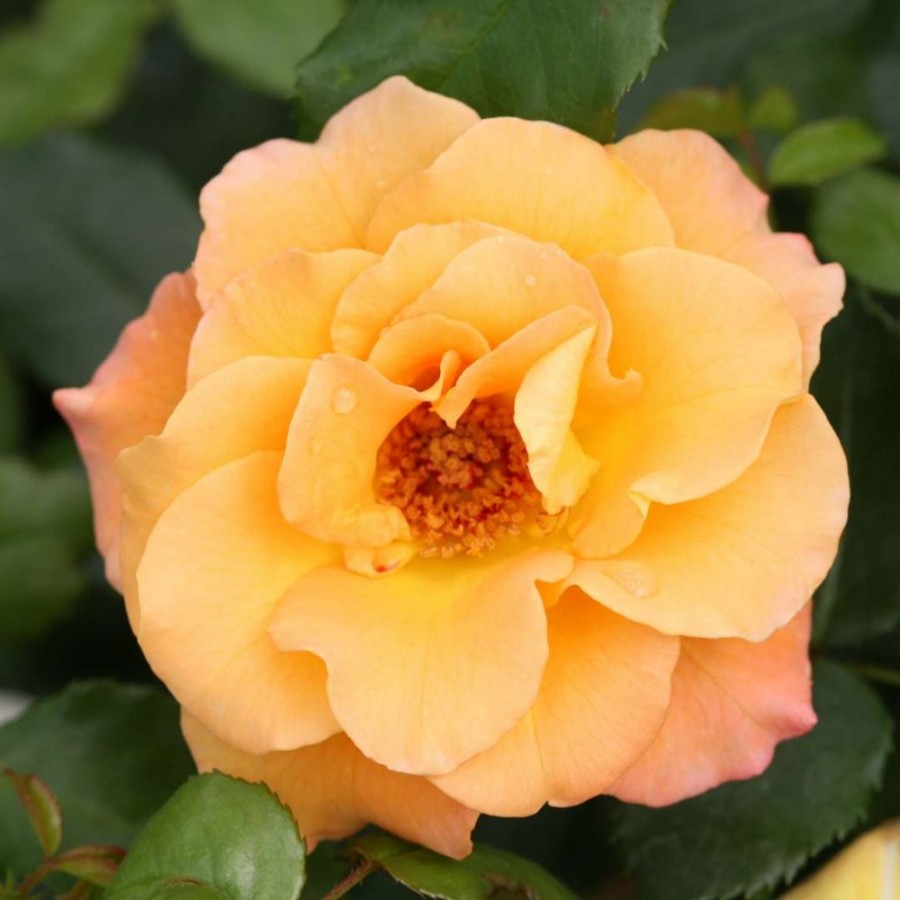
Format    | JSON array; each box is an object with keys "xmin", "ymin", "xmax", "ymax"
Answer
[
  {"xmin": 270, "ymin": 548, "xmax": 573, "ymax": 776},
  {"xmin": 613, "ymin": 129, "xmax": 843, "ymax": 383},
  {"xmin": 188, "ymin": 248, "xmax": 377, "ymax": 385},
  {"xmin": 609, "ymin": 606, "xmax": 816, "ymax": 806},
  {"xmin": 137, "ymin": 451, "xmax": 341, "ymax": 754},
  {"xmin": 331, "ymin": 221, "xmax": 505, "ymax": 359},
  {"xmin": 182, "ymin": 713, "xmax": 477, "ymax": 859},
  {"xmin": 194, "ymin": 77, "xmax": 478, "ymax": 304},
  {"xmin": 119, "ymin": 356, "xmax": 310, "ymax": 628},
  {"xmin": 433, "ymin": 589, "xmax": 678, "ymax": 815},
  {"xmin": 570, "ymin": 397, "xmax": 849, "ymax": 640},
  {"xmin": 367, "ymin": 118, "xmax": 675, "ymax": 257},
  {"xmin": 53, "ymin": 272, "xmax": 201, "ymax": 589},
  {"xmin": 573, "ymin": 248, "xmax": 803, "ymax": 556}
]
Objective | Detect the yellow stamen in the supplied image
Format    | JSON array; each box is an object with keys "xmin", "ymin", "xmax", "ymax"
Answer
[{"xmin": 375, "ymin": 400, "xmax": 552, "ymax": 557}]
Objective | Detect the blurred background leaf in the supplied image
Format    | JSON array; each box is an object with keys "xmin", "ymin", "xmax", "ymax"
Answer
[
  {"xmin": 768, "ymin": 118, "xmax": 887, "ymax": 186},
  {"xmin": 172, "ymin": 0, "xmax": 344, "ymax": 97},
  {"xmin": 812, "ymin": 168, "xmax": 900, "ymax": 295},
  {"xmin": 0, "ymin": 133, "xmax": 199, "ymax": 387},
  {"xmin": 0, "ymin": 0, "xmax": 158, "ymax": 146}
]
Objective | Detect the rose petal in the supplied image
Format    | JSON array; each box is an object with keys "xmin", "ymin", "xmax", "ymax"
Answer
[
  {"xmin": 514, "ymin": 327, "xmax": 600, "ymax": 513},
  {"xmin": 331, "ymin": 221, "xmax": 504, "ymax": 359},
  {"xmin": 614, "ymin": 129, "xmax": 843, "ymax": 382},
  {"xmin": 433, "ymin": 588, "xmax": 678, "ymax": 815},
  {"xmin": 396, "ymin": 235, "xmax": 606, "ymax": 346},
  {"xmin": 277, "ymin": 356, "xmax": 426, "ymax": 547},
  {"xmin": 119, "ymin": 356, "xmax": 310, "ymax": 627},
  {"xmin": 182, "ymin": 712, "xmax": 477, "ymax": 859},
  {"xmin": 195, "ymin": 77, "xmax": 479, "ymax": 303},
  {"xmin": 610, "ymin": 605, "xmax": 816, "ymax": 805},
  {"xmin": 368, "ymin": 118, "xmax": 674, "ymax": 256},
  {"xmin": 137, "ymin": 451, "xmax": 341, "ymax": 753},
  {"xmin": 573, "ymin": 247, "xmax": 803, "ymax": 556},
  {"xmin": 366, "ymin": 314, "xmax": 490, "ymax": 386},
  {"xmin": 270, "ymin": 548, "xmax": 572, "ymax": 775},
  {"xmin": 53, "ymin": 272, "xmax": 200, "ymax": 588},
  {"xmin": 569, "ymin": 397, "xmax": 849, "ymax": 639},
  {"xmin": 188, "ymin": 248, "xmax": 376, "ymax": 385}
]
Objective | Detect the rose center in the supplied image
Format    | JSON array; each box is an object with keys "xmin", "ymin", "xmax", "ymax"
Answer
[{"xmin": 375, "ymin": 399, "xmax": 551, "ymax": 558}]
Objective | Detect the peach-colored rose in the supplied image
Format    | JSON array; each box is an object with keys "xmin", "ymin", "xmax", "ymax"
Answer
[{"xmin": 55, "ymin": 77, "xmax": 849, "ymax": 858}]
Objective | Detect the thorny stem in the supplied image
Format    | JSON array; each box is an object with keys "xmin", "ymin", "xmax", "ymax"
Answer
[{"xmin": 321, "ymin": 859, "xmax": 379, "ymax": 900}]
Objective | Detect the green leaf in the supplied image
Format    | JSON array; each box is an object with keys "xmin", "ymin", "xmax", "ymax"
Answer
[
  {"xmin": 51, "ymin": 845, "xmax": 126, "ymax": 887},
  {"xmin": 0, "ymin": 681, "xmax": 194, "ymax": 879},
  {"xmin": 294, "ymin": 0, "xmax": 671, "ymax": 142},
  {"xmin": 0, "ymin": 0, "xmax": 157, "ymax": 146},
  {"xmin": 615, "ymin": 661, "xmax": 893, "ymax": 900},
  {"xmin": 618, "ymin": 0, "xmax": 870, "ymax": 129},
  {"xmin": 812, "ymin": 167, "xmax": 900, "ymax": 295},
  {"xmin": 0, "ymin": 353, "xmax": 24, "ymax": 453},
  {"xmin": 2, "ymin": 769, "xmax": 62, "ymax": 856},
  {"xmin": 173, "ymin": 0, "xmax": 344, "ymax": 96},
  {"xmin": 641, "ymin": 86, "xmax": 745, "ymax": 137},
  {"xmin": 747, "ymin": 85, "xmax": 798, "ymax": 133},
  {"xmin": 812, "ymin": 294, "xmax": 900, "ymax": 646},
  {"xmin": 107, "ymin": 773, "xmax": 306, "ymax": 900},
  {"xmin": 0, "ymin": 133, "xmax": 200, "ymax": 387},
  {"xmin": 768, "ymin": 118, "xmax": 887, "ymax": 186},
  {"xmin": 349, "ymin": 831, "xmax": 579, "ymax": 900},
  {"xmin": 0, "ymin": 457, "xmax": 92, "ymax": 641}
]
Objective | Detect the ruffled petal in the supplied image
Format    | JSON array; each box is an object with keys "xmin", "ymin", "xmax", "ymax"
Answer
[
  {"xmin": 573, "ymin": 247, "xmax": 803, "ymax": 556},
  {"xmin": 137, "ymin": 451, "xmax": 341, "ymax": 753},
  {"xmin": 368, "ymin": 118, "xmax": 674, "ymax": 256},
  {"xmin": 610, "ymin": 605, "xmax": 816, "ymax": 805},
  {"xmin": 613, "ymin": 129, "xmax": 843, "ymax": 382},
  {"xmin": 727, "ymin": 232, "xmax": 844, "ymax": 383},
  {"xmin": 277, "ymin": 356, "xmax": 425, "ymax": 547},
  {"xmin": 118, "ymin": 356, "xmax": 310, "ymax": 628},
  {"xmin": 569, "ymin": 397, "xmax": 849, "ymax": 640},
  {"xmin": 182, "ymin": 713, "xmax": 477, "ymax": 859},
  {"xmin": 396, "ymin": 236, "xmax": 606, "ymax": 346},
  {"xmin": 188, "ymin": 248, "xmax": 376, "ymax": 385},
  {"xmin": 53, "ymin": 272, "xmax": 200, "ymax": 588},
  {"xmin": 433, "ymin": 588, "xmax": 678, "ymax": 815},
  {"xmin": 436, "ymin": 307, "xmax": 599, "ymax": 427},
  {"xmin": 270, "ymin": 548, "xmax": 572, "ymax": 775},
  {"xmin": 195, "ymin": 77, "xmax": 478, "ymax": 303},
  {"xmin": 514, "ymin": 327, "xmax": 600, "ymax": 513},
  {"xmin": 331, "ymin": 221, "xmax": 504, "ymax": 359},
  {"xmin": 366, "ymin": 314, "xmax": 490, "ymax": 386}
]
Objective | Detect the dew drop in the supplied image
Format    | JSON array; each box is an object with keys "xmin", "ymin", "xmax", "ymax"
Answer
[
  {"xmin": 604, "ymin": 561, "xmax": 658, "ymax": 599},
  {"xmin": 524, "ymin": 273, "xmax": 538, "ymax": 288},
  {"xmin": 331, "ymin": 387, "xmax": 357, "ymax": 414}
]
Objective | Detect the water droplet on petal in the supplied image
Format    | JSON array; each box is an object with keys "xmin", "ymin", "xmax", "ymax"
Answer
[
  {"xmin": 604, "ymin": 561, "xmax": 658, "ymax": 598},
  {"xmin": 331, "ymin": 387, "xmax": 357, "ymax": 414},
  {"xmin": 524, "ymin": 273, "xmax": 538, "ymax": 288}
]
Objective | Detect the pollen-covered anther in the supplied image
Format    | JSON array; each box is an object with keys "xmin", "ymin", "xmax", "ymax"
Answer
[{"xmin": 375, "ymin": 400, "xmax": 555, "ymax": 557}]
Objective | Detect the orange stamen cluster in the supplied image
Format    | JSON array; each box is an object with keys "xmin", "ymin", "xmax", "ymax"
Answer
[{"xmin": 375, "ymin": 400, "xmax": 546, "ymax": 558}]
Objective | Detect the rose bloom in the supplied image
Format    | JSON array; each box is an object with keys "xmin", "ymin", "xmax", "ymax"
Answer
[{"xmin": 56, "ymin": 78, "xmax": 848, "ymax": 857}]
